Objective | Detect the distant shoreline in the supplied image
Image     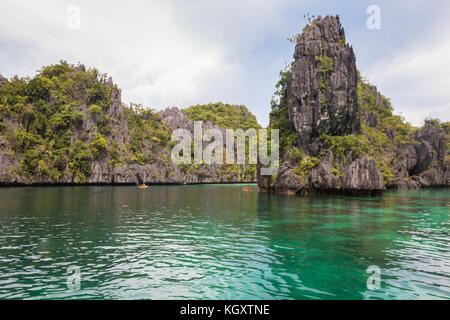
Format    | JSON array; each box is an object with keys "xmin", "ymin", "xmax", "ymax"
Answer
[
  {"xmin": 0, "ymin": 181, "xmax": 258, "ymax": 188},
  {"xmin": 0, "ymin": 183, "xmax": 448, "ymax": 197}
]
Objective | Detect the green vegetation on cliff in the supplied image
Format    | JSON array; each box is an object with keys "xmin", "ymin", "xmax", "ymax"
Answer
[
  {"xmin": 0, "ymin": 61, "xmax": 173, "ymax": 182},
  {"xmin": 124, "ymin": 103, "xmax": 172, "ymax": 165},
  {"xmin": 319, "ymin": 127, "xmax": 395, "ymax": 184},
  {"xmin": 263, "ymin": 15, "xmax": 448, "ymax": 192},
  {"xmin": 269, "ymin": 70, "xmax": 297, "ymax": 155},
  {"xmin": 0, "ymin": 61, "xmax": 118, "ymax": 181},
  {"xmin": 357, "ymin": 72, "xmax": 415, "ymax": 145},
  {"xmin": 317, "ymin": 73, "xmax": 416, "ymax": 185},
  {"xmin": 182, "ymin": 102, "xmax": 260, "ymax": 181},
  {"xmin": 268, "ymin": 68, "xmax": 448, "ymax": 186},
  {"xmin": 0, "ymin": 61, "xmax": 261, "ymax": 184},
  {"xmin": 183, "ymin": 102, "xmax": 260, "ymax": 130}
]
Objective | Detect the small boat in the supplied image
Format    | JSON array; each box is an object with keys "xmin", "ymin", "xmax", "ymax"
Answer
[{"xmin": 136, "ymin": 173, "xmax": 147, "ymax": 189}]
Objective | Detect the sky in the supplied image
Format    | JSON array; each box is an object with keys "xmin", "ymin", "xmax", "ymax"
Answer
[{"xmin": 0, "ymin": 0, "xmax": 449, "ymax": 127}]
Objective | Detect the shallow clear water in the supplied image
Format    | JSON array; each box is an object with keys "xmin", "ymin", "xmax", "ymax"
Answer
[{"xmin": 0, "ymin": 185, "xmax": 448, "ymax": 300}]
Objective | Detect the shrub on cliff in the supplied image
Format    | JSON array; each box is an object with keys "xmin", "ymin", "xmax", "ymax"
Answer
[
  {"xmin": 183, "ymin": 102, "xmax": 260, "ymax": 131},
  {"xmin": 0, "ymin": 61, "xmax": 120, "ymax": 180},
  {"xmin": 269, "ymin": 70, "xmax": 297, "ymax": 155}
]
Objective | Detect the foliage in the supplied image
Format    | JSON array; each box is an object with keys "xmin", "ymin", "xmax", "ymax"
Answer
[
  {"xmin": 357, "ymin": 72, "xmax": 415, "ymax": 145},
  {"xmin": 0, "ymin": 61, "xmax": 263, "ymax": 184},
  {"xmin": 293, "ymin": 153, "xmax": 320, "ymax": 179},
  {"xmin": 303, "ymin": 13, "xmax": 317, "ymax": 25},
  {"xmin": 316, "ymin": 56, "xmax": 334, "ymax": 74},
  {"xmin": 320, "ymin": 129, "xmax": 395, "ymax": 184},
  {"xmin": 182, "ymin": 102, "xmax": 260, "ymax": 178},
  {"xmin": 88, "ymin": 104, "xmax": 102, "ymax": 115},
  {"xmin": 289, "ymin": 147, "xmax": 305, "ymax": 163},
  {"xmin": 424, "ymin": 118, "xmax": 440, "ymax": 127},
  {"xmin": 89, "ymin": 132, "xmax": 109, "ymax": 158},
  {"xmin": 269, "ymin": 70, "xmax": 298, "ymax": 155},
  {"xmin": 124, "ymin": 103, "xmax": 172, "ymax": 165},
  {"xmin": 183, "ymin": 102, "xmax": 260, "ymax": 131},
  {"xmin": 331, "ymin": 168, "xmax": 343, "ymax": 177},
  {"xmin": 354, "ymin": 72, "xmax": 425, "ymax": 184},
  {"xmin": 0, "ymin": 61, "xmax": 118, "ymax": 181},
  {"xmin": 68, "ymin": 142, "xmax": 93, "ymax": 183},
  {"xmin": 320, "ymin": 134, "xmax": 368, "ymax": 160}
]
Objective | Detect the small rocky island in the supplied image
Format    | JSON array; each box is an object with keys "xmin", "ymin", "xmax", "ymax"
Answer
[
  {"xmin": 258, "ymin": 15, "xmax": 449, "ymax": 194},
  {"xmin": 0, "ymin": 15, "xmax": 448, "ymax": 192}
]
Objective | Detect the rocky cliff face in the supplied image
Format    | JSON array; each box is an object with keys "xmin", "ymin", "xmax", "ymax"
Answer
[
  {"xmin": 393, "ymin": 121, "xmax": 448, "ymax": 188},
  {"xmin": 289, "ymin": 16, "xmax": 360, "ymax": 155},
  {"xmin": 0, "ymin": 64, "xmax": 257, "ymax": 185},
  {"xmin": 258, "ymin": 15, "xmax": 449, "ymax": 194},
  {"xmin": 111, "ymin": 107, "xmax": 256, "ymax": 185}
]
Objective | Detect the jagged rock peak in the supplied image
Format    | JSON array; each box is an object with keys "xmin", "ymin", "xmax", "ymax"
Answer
[
  {"xmin": 288, "ymin": 15, "xmax": 360, "ymax": 155},
  {"xmin": 159, "ymin": 107, "xmax": 193, "ymax": 131},
  {"xmin": 297, "ymin": 15, "xmax": 346, "ymax": 47}
]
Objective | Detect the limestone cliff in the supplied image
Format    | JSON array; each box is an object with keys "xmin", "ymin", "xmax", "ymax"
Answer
[
  {"xmin": 0, "ymin": 63, "xmax": 257, "ymax": 185},
  {"xmin": 289, "ymin": 15, "xmax": 360, "ymax": 155},
  {"xmin": 258, "ymin": 15, "xmax": 449, "ymax": 194}
]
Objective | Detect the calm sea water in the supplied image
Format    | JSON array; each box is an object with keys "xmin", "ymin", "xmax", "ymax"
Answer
[{"xmin": 0, "ymin": 185, "xmax": 448, "ymax": 300}]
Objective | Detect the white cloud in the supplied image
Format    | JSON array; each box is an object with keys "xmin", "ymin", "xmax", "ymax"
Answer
[
  {"xmin": 0, "ymin": 0, "xmax": 297, "ymax": 127},
  {"xmin": 2, "ymin": 0, "xmax": 447, "ymax": 128},
  {"xmin": 365, "ymin": 19, "xmax": 450, "ymax": 126},
  {"xmin": 0, "ymin": 0, "xmax": 240, "ymax": 107}
]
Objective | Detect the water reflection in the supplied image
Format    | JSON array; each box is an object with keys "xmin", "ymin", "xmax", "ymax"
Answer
[{"xmin": 0, "ymin": 186, "xmax": 448, "ymax": 299}]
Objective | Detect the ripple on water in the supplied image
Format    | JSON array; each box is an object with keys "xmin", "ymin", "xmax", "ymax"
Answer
[{"xmin": 0, "ymin": 187, "xmax": 448, "ymax": 299}]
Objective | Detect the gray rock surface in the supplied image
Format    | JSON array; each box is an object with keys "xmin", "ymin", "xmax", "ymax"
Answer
[
  {"xmin": 0, "ymin": 79, "xmax": 256, "ymax": 185},
  {"xmin": 310, "ymin": 151, "xmax": 340, "ymax": 190},
  {"xmin": 343, "ymin": 155, "xmax": 385, "ymax": 192},
  {"xmin": 392, "ymin": 121, "xmax": 447, "ymax": 188},
  {"xmin": 258, "ymin": 15, "xmax": 448, "ymax": 194},
  {"xmin": 288, "ymin": 15, "xmax": 360, "ymax": 155},
  {"xmin": 274, "ymin": 167, "xmax": 304, "ymax": 193}
]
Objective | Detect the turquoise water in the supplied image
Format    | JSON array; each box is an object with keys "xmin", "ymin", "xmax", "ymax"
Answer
[{"xmin": 0, "ymin": 185, "xmax": 448, "ymax": 300}]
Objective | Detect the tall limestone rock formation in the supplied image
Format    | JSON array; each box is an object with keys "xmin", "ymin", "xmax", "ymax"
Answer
[
  {"xmin": 289, "ymin": 16, "xmax": 360, "ymax": 155},
  {"xmin": 258, "ymin": 15, "xmax": 449, "ymax": 194}
]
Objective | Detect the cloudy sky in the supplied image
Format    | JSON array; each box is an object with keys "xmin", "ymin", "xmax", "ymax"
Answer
[{"xmin": 0, "ymin": 0, "xmax": 449, "ymax": 127}]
